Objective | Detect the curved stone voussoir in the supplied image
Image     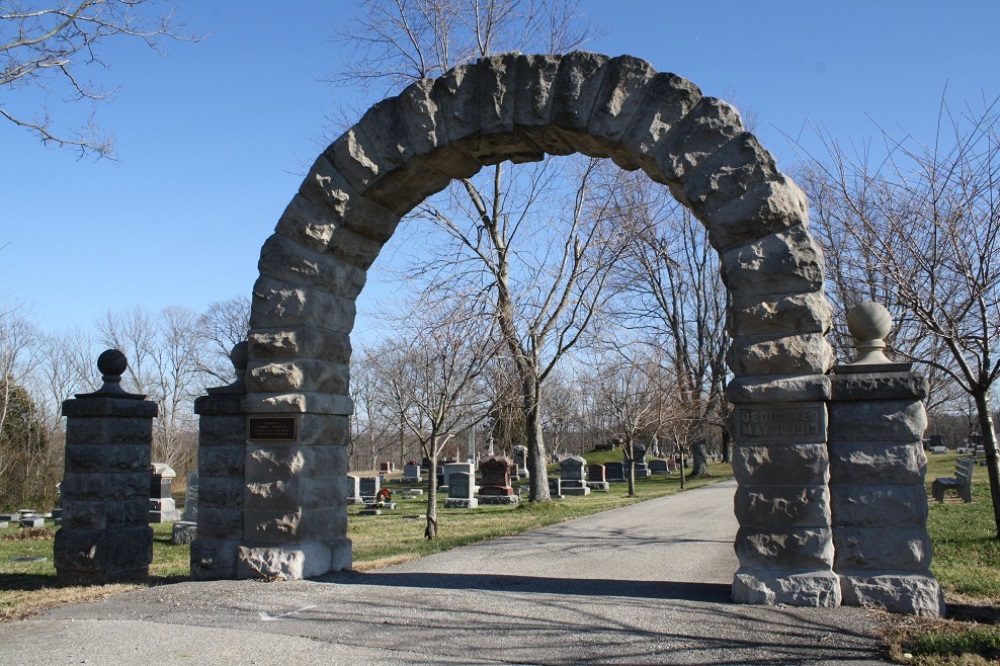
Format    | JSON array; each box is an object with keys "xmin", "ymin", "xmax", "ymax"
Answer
[
  {"xmin": 551, "ymin": 51, "xmax": 611, "ymax": 131},
  {"xmin": 728, "ymin": 291, "xmax": 832, "ymax": 338},
  {"xmin": 275, "ymin": 194, "xmax": 384, "ymax": 269},
  {"xmin": 246, "ymin": 358, "xmax": 349, "ymax": 394},
  {"xmin": 258, "ymin": 233, "xmax": 367, "ymax": 299},
  {"xmin": 396, "ymin": 78, "xmax": 444, "ymax": 157},
  {"xmin": 334, "ymin": 96, "xmax": 413, "ymax": 190},
  {"xmin": 704, "ymin": 173, "xmax": 809, "ymax": 253},
  {"xmin": 430, "ymin": 62, "xmax": 481, "ymax": 146},
  {"xmin": 249, "ymin": 326, "xmax": 351, "ymax": 364},
  {"xmin": 727, "ymin": 332, "xmax": 834, "ymax": 376},
  {"xmin": 299, "ymin": 155, "xmax": 401, "ymax": 243},
  {"xmin": 683, "ymin": 132, "xmax": 778, "ymax": 219},
  {"xmin": 735, "ymin": 485, "xmax": 831, "ymax": 529},
  {"xmin": 250, "ymin": 276, "xmax": 356, "ymax": 333},
  {"xmin": 621, "ymin": 71, "xmax": 702, "ymax": 178},
  {"xmin": 477, "ymin": 53, "xmax": 520, "ymax": 138},
  {"xmin": 587, "ymin": 54, "xmax": 659, "ymax": 143},
  {"xmin": 363, "ymin": 156, "xmax": 455, "ymax": 216},
  {"xmin": 735, "ymin": 526, "xmax": 834, "ymax": 570},
  {"xmin": 651, "ymin": 96, "xmax": 745, "ymax": 189},
  {"xmin": 721, "ymin": 225, "xmax": 825, "ymax": 297}
]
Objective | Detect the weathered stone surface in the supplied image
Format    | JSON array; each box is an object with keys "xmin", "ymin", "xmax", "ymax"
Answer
[
  {"xmin": 243, "ymin": 507, "xmax": 344, "ymax": 544},
  {"xmin": 728, "ymin": 291, "xmax": 831, "ymax": 338},
  {"xmin": 62, "ymin": 398, "xmax": 158, "ymax": 419},
  {"xmin": 198, "ymin": 414, "xmax": 245, "ymax": 444},
  {"xmin": 735, "ymin": 527, "xmax": 834, "ymax": 570},
  {"xmin": 395, "ymin": 78, "xmax": 443, "ymax": 157},
  {"xmin": 61, "ymin": 499, "xmax": 148, "ymax": 530},
  {"xmin": 728, "ymin": 332, "xmax": 834, "ymax": 376},
  {"xmin": 731, "ymin": 402, "xmax": 827, "ymax": 444},
  {"xmin": 830, "ymin": 485, "xmax": 928, "ymax": 527},
  {"xmin": 246, "ymin": 443, "xmax": 348, "ymax": 482},
  {"xmin": 652, "ymin": 97, "xmax": 744, "ymax": 187},
  {"xmin": 200, "ymin": 476, "xmax": 244, "ymax": 508},
  {"xmin": 245, "ymin": 475, "xmax": 347, "ymax": 512},
  {"xmin": 840, "ymin": 574, "xmax": 945, "ymax": 617},
  {"xmin": 64, "ymin": 444, "xmax": 149, "ymax": 473},
  {"xmin": 512, "ymin": 54, "xmax": 561, "ymax": 128},
  {"xmin": 551, "ymin": 51, "xmax": 610, "ymax": 132},
  {"xmin": 236, "ymin": 542, "xmax": 333, "ymax": 580},
  {"xmin": 199, "ymin": 446, "xmax": 245, "ymax": 478},
  {"xmin": 702, "ymin": 174, "xmax": 809, "ymax": 252},
  {"xmin": 477, "ymin": 54, "xmax": 519, "ymax": 139},
  {"xmin": 684, "ymin": 133, "xmax": 778, "ymax": 222},
  {"xmin": 587, "ymin": 55, "xmax": 658, "ymax": 143},
  {"xmin": 735, "ymin": 485, "xmax": 830, "ymax": 528},
  {"xmin": 275, "ymin": 194, "xmax": 385, "ymax": 270},
  {"xmin": 258, "ymin": 233, "xmax": 367, "ymax": 299},
  {"xmin": 299, "ymin": 155, "xmax": 401, "ymax": 242},
  {"xmin": 430, "ymin": 63, "xmax": 481, "ymax": 146},
  {"xmin": 61, "ymin": 471, "xmax": 149, "ymax": 502},
  {"xmin": 64, "ymin": 416, "xmax": 155, "ymax": 444},
  {"xmin": 191, "ymin": 538, "xmax": 240, "ymax": 580},
  {"xmin": 727, "ymin": 373, "xmax": 831, "ymax": 404},
  {"xmin": 828, "ymin": 400, "xmax": 928, "ymax": 443},
  {"xmin": 340, "ymin": 96, "xmax": 414, "ymax": 189},
  {"xmin": 833, "ymin": 527, "xmax": 931, "ymax": 571},
  {"xmin": 732, "ymin": 444, "xmax": 829, "ymax": 486},
  {"xmin": 732, "ymin": 569, "xmax": 841, "ymax": 608},
  {"xmin": 721, "ymin": 225, "xmax": 825, "ymax": 297},
  {"xmin": 249, "ymin": 326, "xmax": 352, "ymax": 364},
  {"xmin": 194, "ymin": 393, "xmax": 243, "ymax": 417},
  {"xmin": 243, "ymin": 392, "xmax": 354, "ymax": 416},
  {"xmin": 54, "ymin": 525, "xmax": 153, "ymax": 582},
  {"xmin": 620, "ymin": 72, "xmax": 701, "ymax": 176},
  {"xmin": 246, "ymin": 358, "xmax": 349, "ymax": 394},
  {"xmin": 828, "ymin": 441, "xmax": 926, "ymax": 485},
  {"xmin": 830, "ymin": 372, "xmax": 928, "ymax": 401},
  {"xmin": 249, "ymin": 276, "xmax": 356, "ymax": 333},
  {"xmin": 363, "ymin": 156, "xmax": 455, "ymax": 216},
  {"xmin": 197, "ymin": 507, "xmax": 243, "ymax": 541}
]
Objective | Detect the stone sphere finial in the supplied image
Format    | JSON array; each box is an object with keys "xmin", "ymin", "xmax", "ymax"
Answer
[
  {"xmin": 75, "ymin": 349, "xmax": 144, "ymax": 399},
  {"xmin": 846, "ymin": 302, "xmax": 892, "ymax": 365},
  {"xmin": 231, "ymin": 340, "xmax": 248, "ymax": 374}
]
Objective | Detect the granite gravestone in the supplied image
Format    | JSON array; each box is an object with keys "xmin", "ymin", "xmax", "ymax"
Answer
[
  {"xmin": 444, "ymin": 471, "xmax": 478, "ymax": 508},
  {"xmin": 559, "ymin": 456, "xmax": 590, "ymax": 496}
]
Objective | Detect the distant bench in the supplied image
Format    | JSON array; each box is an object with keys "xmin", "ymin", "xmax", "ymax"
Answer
[{"xmin": 931, "ymin": 457, "xmax": 974, "ymax": 503}]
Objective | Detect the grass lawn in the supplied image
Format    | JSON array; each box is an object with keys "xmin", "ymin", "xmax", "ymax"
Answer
[{"xmin": 0, "ymin": 458, "xmax": 732, "ymax": 621}]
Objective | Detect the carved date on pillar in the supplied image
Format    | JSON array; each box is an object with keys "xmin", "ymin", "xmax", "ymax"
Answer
[{"xmin": 733, "ymin": 404, "xmax": 826, "ymax": 443}]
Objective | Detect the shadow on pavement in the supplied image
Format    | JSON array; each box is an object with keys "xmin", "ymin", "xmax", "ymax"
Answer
[{"xmin": 320, "ymin": 570, "xmax": 732, "ymax": 602}]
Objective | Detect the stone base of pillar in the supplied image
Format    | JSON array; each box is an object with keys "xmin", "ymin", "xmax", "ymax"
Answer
[
  {"xmin": 236, "ymin": 542, "xmax": 334, "ymax": 580},
  {"xmin": 190, "ymin": 538, "xmax": 240, "ymax": 580},
  {"xmin": 840, "ymin": 573, "xmax": 945, "ymax": 617},
  {"xmin": 54, "ymin": 525, "xmax": 153, "ymax": 585},
  {"xmin": 733, "ymin": 568, "xmax": 842, "ymax": 608}
]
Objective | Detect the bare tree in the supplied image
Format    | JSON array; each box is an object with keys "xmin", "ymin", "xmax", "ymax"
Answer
[
  {"xmin": 350, "ymin": 344, "xmax": 400, "ymax": 471},
  {"xmin": 377, "ymin": 299, "xmax": 497, "ymax": 539},
  {"xmin": 1, "ymin": 0, "xmax": 196, "ymax": 158},
  {"xmin": 197, "ymin": 295, "xmax": 250, "ymax": 385},
  {"xmin": 802, "ymin": 96, "xmax": 1000, "ymax": 534}
]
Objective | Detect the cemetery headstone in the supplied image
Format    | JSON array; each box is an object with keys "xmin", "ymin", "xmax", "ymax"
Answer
[
  {"xmin": 605, "ymin": 461, "xmax": 626, "ymax": 483},
  {"xmin": 346, "ymin": 474, "xmax": 362, "ymax": 504},
  {"xmin": 442, "ymin": 461, "xmax": 476, "ymax": 494},
  {"xmin": 402, "ymin": 463, "xmax": 422, "ymax": 483},
  {"xmin": 512, "ymin": 445, "xmax": 529, "ymax": 479},
  {"xmin": 559, "ymin": 456, "xmax": 590, "ymax": 496},
  {"xmin": 649, "ymin": 459, "xmax": 670, "ymax": 475},
  {"xmin": 444, "ymin": 471, "xmax": 478, "ymax": 508},
  {"xmin": 171, "ymin": 471, "xmax": 199, "ymax": 545},
  {"xmin": 626, "ymin": 443, "xmax": 650, "ymax": 478},
  {"xmin": 548, "ymin": 477, "xmax": 564, "ymax": 500},
  {"xmin": 149, "ymin": 463, "xmax": 181, "ymax": 523},
  {"xmin": 477, "ymin": 456, "xmax": 518, "ymax": 505},
  {"xmin": 587, "ymin": 463, "xmax": 610, "ymax": 491},
  {"xmin": 359, "ymin": 476, "xmax": 380, "ymax": 501}
]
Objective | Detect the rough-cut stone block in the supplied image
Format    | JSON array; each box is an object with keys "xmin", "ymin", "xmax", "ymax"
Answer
[
  {"xmin": 249, "ymin": 326, "xmax": 351, "ymax": 364},
  {"xmin": 732, "ymin": 444, "xmax": 829, "ymax": 487},
  {"xmin": 652, "ymin": 97, "xmax": 744, "ymax": 187},
  {"xmin": 684, "ymin": 133, "xmax": 778, "ymax": 220},
  {"xmin": 340, "ymin": 96, "xmax": 414, "ymax": 189},
  {"xmin": 197, "ymin": 507, "xmax": 244, "ymax": 541},
  {"xmin": 429, "ymin": 63, "xmax": 481, "ymax": 147},
  {"xmin": 194, "ymin": 394, "xmax": 243, "ymax": 417},
  {"xmin": 296, "ymin": 413, "xmax": 351, "ymax": 446},
  {"xmin": 732, "ymin": 569, "xmax": 841, "ymax": 608},
  {"xmin": 61, "ymin": 471, "xmax": 149, "ymax": 502},
  {"xmin": 828, "ymin": 441, "xmax": 926, "ymax": 485},
  {"xmin": 735, "ymin": 526, "xmax": 834, "ymax": 570},
  {"xmin": 587, "ymin": 55, "xmax": 658, "ymax": 142},
  {"xmin": 191, "ymin": 538, "xmax": 239, "ymax": 580},
  {"xmin": 728, "ymin": 332, "xmax": 834, "ymax": 376},
  {"xmin": 396, "ymin": 78, "xmax": 443, "ymax": 157},
  {"xmin": 621, "ymin": 72, "xmax": 702, "ymax": 176},
  {"xmin": 830, "ymin": 485, "xmax": 928, "ymax": 527},
  {"xmin": 828, "ymin": 400, "xmax": 927, "ymax": 443},
  {"xmin": 834, "ymin": 527, "xmax": 931, "ymax": 571},
  {"xmin": 727, "ymin": 374, "xmax": 831, "ymax": 404},
  {"xmin": 246, "ymin": 358, "xmax": 349, "ymax": 394},
  {"xmin": 243, "ymin": 392, "xmax": 354, "ymax": 416},
  {"xmin": 731, "ymin": 402, "xmax": 827, "ymax": 444},
  {"xmin": 551, "ymin": 51, "xmax": 610, "ymax": 132},
  {"xmin": 258, "ymin": 233, "xmax": 367, "ymax": 299},
  {"xmin": 721, "ymin": 225, "xmax": 825, "ymax": 297},
  {"xmin": 249, "ymin": 276, "xmax": 356, "ymax": 333},
  {"xmin": 243, "ymin": 507, "xmax": 344, "ymax": 544},
  {"xmin": 199, "ymin": 445, "xmax": 245, "ymax": 478},
  {"xmin": 198, "ymin": 414, "xmax": 246, "ymax": 445},
  {"xmin": 830, "ymin": 372, "xmax": 928, "ymax": 401},
  {"xmin": 54, "ymin": 525, "xmax": 153, "ymax": 581},
  {"xmin": 702, "ymin": 174, "xmax": 809, "ymax": 253},
  {"xmin": 728, "ymin": 291, "xmax": 832, "ymax": 337},
  {"xmin": 329, "ymin": 535, "xmax": 353, "ymax": 572},
  {"xmin": 64, "ymin": 416, "xmax": 155, "ymax": 445},
  {"xmin": 840, "ymin": 574, "xmax": 945, "ymax": 617},
  {"xmin": 478, "ymin": 54, "xmax": 519, "ymax": 138},
  {"xmin": 245, "ymin": 475, "xmax": 346, "ymax": 512},
  {"xmin": 61, "ymin": 398, "xmax": 158, "ymax": 420},
  {"xmin": 736, "ymin": 485, "xmax": 830, "ymax": 528},
  {"xmin": 200, "ymin": 476, "xmax": 244, "ymax": 508},
  {"xmin": 236, "ymin": 542, "xmax": 333, "ymax": 580},
  {"xmin": 61, "ymin": 498, "xmax": 148, "ymax": 530},
  {"xmin": 512, "ymin": 54, "xmax": 561, "ymax": 128},
  {"xmin": 299, "ymin": 155, "xmax": 401, "ymax": 243},
  {"xmin": 64, "ymin": 444, "xmax": 149, "ymax": 473},
  {"xmin": 275, "ymin": 194, "xmax": 385, "ymax": 270},
  {"xmin": 246, "ymin": 443, "xmax": 348, "ymax": 483}
]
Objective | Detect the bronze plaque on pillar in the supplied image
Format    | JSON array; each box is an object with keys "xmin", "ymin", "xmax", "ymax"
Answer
[{"xmin": 247, "ymin": 415, "xmax": 298, "ymax": 442}]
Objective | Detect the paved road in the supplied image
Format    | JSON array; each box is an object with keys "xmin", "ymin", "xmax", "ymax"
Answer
[{"xmin": 0, "ymin": 480, "xmax": 888, "ymax": 665}]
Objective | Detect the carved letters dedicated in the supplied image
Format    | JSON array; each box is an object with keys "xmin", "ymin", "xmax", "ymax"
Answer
[{"xmin": 733, "ymin": 404, "xmax": 826, "ymax": 443}]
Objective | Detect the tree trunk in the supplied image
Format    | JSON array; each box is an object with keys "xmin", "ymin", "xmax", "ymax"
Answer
[
  {"xmin": 974, "ymin": 389, "xmax": 1000, "ymax": 537},
  {"xmin": 692, "ymin": 440, "xmax": 709, "ymax": 477},
  {"xmin": 524, "ymin": 378, "xmax": 551, "ymax": 502},
  {"xmin": 679, "ymin": 450, "xmax": 687, "ymax": 489},
  {"xmin": 425, "ymin": 443, "xmax": 439, "ymax": 539},
  {"xmin": 626, "ymin": 437, "xmax": 637, "ymax": 497},
  {"xmin": 721, "ymin": 426, "xmax": 732, "ymax": 464}
]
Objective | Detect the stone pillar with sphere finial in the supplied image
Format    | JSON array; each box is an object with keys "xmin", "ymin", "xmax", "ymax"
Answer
[
  {"xmin": 54, "ymin": 349, "xmax": 158, "ymax": 584},
  {"xmin": 190, "ymin": 341, "xmax": 249, "ymax": 580},
  {"xmin": 828, "ymin": 302, "xmax": 945, "ymax": 616}
]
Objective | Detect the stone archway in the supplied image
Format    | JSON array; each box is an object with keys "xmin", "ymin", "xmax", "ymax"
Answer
[{"xmin": 197, "ymin": 52, "xmax": 839, "ymax": 605}]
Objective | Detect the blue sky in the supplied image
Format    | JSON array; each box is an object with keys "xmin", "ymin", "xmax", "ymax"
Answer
[{"xmin": 3, "ymin": 0, "xmax": 998, "ymax": 344}]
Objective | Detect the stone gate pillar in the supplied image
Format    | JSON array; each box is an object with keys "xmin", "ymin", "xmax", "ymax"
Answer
[
  {"xmin": 827, "ymin": 303, "xmax": 944, "ymax": 616},
  {"xmin": 55, "ymin": 350, "xmax": 157, "ymax": 584}
]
